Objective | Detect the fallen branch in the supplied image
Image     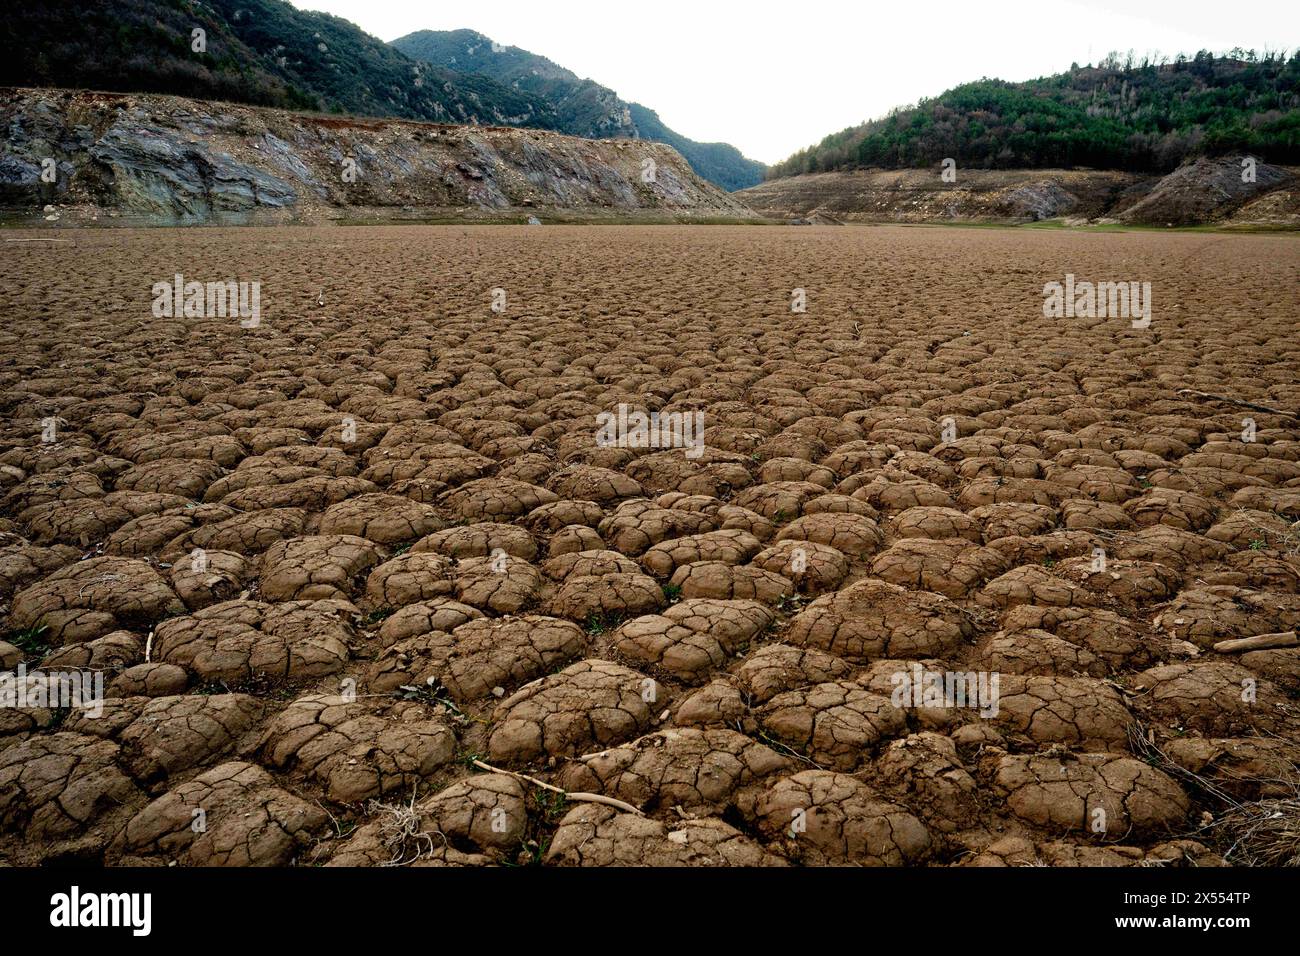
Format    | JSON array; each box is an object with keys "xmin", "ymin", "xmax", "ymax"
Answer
[
  {"xmin": 471, "ymin": 759, "xmax": 644, "ymax": 815},
  {"xmin": 1213, "ymin": 631, "xmax": 1299, "ymax": 654},
  {"xmin": 1177, "ymin": 389, "xmax": 1299, "ymax": 421}
]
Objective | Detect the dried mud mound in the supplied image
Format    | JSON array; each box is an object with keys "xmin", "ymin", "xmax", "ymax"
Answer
[{"xmin": 1, "ymin": 224, "xmax": 1297, "ymax": 868}]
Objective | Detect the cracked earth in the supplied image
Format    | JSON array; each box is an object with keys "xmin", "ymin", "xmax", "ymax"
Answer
[{"xmin": 1, "ymin": 224, "xmax": 1297, "ymax": 867}]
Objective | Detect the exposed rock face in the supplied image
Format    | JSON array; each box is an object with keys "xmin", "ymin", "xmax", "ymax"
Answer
[
  {"xmin": 86, "ymin": 123, "xmax": 299, "ymax": 218},
  {"xmin": 738, "ymin": 168, "xmax": 1146, "ymax": 224},
  {"xmin": 0, "ymin": 88, "xmax": 756, "ymax": 224},
  {"xmin": 1113, "ymin": 155, "xmax": 1295, "ymax": 225},
  {"xmin": 738, "ymin": 160, "xmax": 1299, "ymax": 226}
]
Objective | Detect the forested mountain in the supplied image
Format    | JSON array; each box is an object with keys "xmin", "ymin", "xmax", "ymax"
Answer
[
  {"xmin": 2, "ymin": 0, "xmax": 562, "ymax": 129},
  {"xmin": 392, "ymin": 29, "xmax": 766, "ymax": 190},
  {"xmin": 769, "ymin": 51, "xmax": 1300, "ymax": 178}
]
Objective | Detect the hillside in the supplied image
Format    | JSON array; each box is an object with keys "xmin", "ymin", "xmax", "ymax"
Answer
[
  {"xmin": 626, "ymin": 103, "xmax": 765, "ymax": 194},
  {"xmin": 0, "ymin": 87, "xmax": 756, "ymax": 224},
  {"xmin": 390, "ymin": 28, "xmax": 632, "ymax": 139},
  {"xmin": 737, "ymin": 156, "xmax": 1299, "ymax": 226},
  {"xmin": 1, "ymin": 0, "xmax": 564, "ymax": 129},
  {"xmin": 391, "ymin": 29, "xmax": 766, "ymax": 191},
  {"xmin": 769, "ymin": 52, "xmax": 1300, "ymax": 179}
]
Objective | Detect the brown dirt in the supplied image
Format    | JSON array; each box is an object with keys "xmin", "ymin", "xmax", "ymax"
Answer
[
  {"xmin": 737, "ymin": 160, "xmax": 1300, "ymax": 226},
  {"xmin": 1, "ymin": 223, "xmax": 1298, "ymax": 868}
]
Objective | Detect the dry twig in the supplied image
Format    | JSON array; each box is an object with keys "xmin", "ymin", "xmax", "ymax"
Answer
[{"xmin": 470, "ymin": 759, "xmax": 644, "ymax": 815}]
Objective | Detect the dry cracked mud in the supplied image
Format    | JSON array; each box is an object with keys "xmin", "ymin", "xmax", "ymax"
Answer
[{"xmin": 0, "ymin": 224, "xmax": 1297, "ymax": 868}]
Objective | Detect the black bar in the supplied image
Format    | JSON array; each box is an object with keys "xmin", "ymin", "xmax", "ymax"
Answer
[{"xmin": 2, "ymin": 865, "xmax": 1277, "ymax": 943}]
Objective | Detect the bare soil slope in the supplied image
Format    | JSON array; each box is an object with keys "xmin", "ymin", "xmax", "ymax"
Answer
[{"xmin": 739, "ymin": 159, "xmax": 1299, "ymax": 227}]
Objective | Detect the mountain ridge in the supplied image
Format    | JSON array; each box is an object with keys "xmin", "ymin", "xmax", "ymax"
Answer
[
  {"xmin": 1, "ymin": 0, "xmax": 569, "ymax": 130},
  {"xmin": 391, "ymin": 29, "xmax": 766, "ymax": 191}
]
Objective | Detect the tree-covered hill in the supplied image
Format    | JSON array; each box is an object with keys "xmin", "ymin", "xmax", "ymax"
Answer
[
  {"xmin": 769, "ymin": 51, "xmax": 1300, "ymax": 178},
  {"xmin": 1, "ymin": 0, "xmax": 562, "ymax": 129}
]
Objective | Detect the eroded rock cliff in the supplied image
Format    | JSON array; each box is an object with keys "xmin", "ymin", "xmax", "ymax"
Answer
[{"xmin": 0, "ymin": 88, "xmax": 756, "ymax": 224}]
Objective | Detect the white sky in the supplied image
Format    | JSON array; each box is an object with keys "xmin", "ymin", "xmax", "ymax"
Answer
[{"xmin": 291, "ymin": 0, "xmax": 1299, "ymax": 164}]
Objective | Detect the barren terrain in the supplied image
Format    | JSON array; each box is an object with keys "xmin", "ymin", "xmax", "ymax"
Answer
[
  {"xmin": 1, "ymin": 224, "xmax": 1298, "ymax": 867},
  {"xmin": 0, "ymin": 88, "xmax": 754, "ymax": 226},
  {"xmin": 738, "ymin": 161, "xmax": 1300, "ymax": 227}
]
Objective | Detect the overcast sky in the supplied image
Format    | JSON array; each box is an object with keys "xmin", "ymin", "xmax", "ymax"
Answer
[{"xmin": 291, "ymin": 0, "xmax": 1299, "ymax": 164}]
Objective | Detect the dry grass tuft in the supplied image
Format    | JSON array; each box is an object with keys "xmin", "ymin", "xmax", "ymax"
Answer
[
  {"xmin": 1129, "ymin": 721, "xmax": 1300, "ymax": 865},
  {"xmin": 367, "ymin": 791, "xmax": 447, "ymax": 866},
  {"xmin": 1195, "ymin": 790, "xmax": 1300, "ymax": 867}
]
